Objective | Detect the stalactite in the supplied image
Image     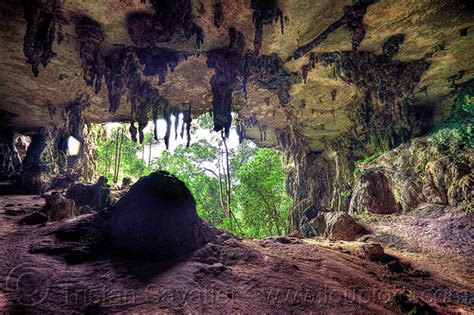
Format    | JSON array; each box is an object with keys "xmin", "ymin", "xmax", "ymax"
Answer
[
  {"xmin": 344, "ymin": 0, "xmax": 374, "ymax": 51},
  {"xmin": 299, "ymin": 45, "xmax": 429, "ymax": 134},
  {"xmin": 65, "ymin": 94, "xmax": 90, "ymax": 143},
  {"xmin": 104, "ymin": 46, "xmax": 131, "ymax": 113},
  {"xmin": 76, "ymin": 16, "xmax": 105, "ymax": 94},
  {"xmin": 152, "ymin": 105, "xmax": 159, "ymax": 141},
  {"xmin": 264, "ymin": 97, "xmax": 270, "ymax": 106},
  {"xmin": 259, "ymin": 124, "xmax": 267, "ymax": 141},
  {"xmin": 129, "ymin": 121, "xmax": 138, "ymax": 142},
  {"xmin": 137, "ymin": 115, "xmax": 148, "ymax": 145},
  {"xmin": 236, "ymin": 119, "xmax": 245, "ymax": 143},
  {"xmin": 137, "ymin": 48, "xmax": 188, "ymax": 85},
  {"xmin": 103, "ymin": 46, "xmax": 174, "ymax": 147},
  {"xmin": 244, "ymin": 52, "xmax": 299, "ymax": 106},
  {"xmin": 301, "ymin": 64, "xmax": 309, "ymax": 84},
  {"xmin": 331, "ymin": 89, "xmax": 337, "ymax": 102},
  {"xmin": 382, "ymin": 34, "xmax": 405, "ymax": 60},
  {"xmin": 23, "ymin": 0, "xmax": 58, "ymax": 77},
  {"xmin": 207, "ymin": 28, "xmax": 245, "ymax": 136},
  {"xmin": 180, "ymin": 115, "xmax": 186, "ymax": 139},
  {"xmin": 250, "ymin": 0, "xmax": 284, "ymax": 54},
  {"xmin": 164, "ymin": 110, "xmax": 172, "ymax": 150},
  {"xmin": 183, "ymin": 109, "xmax": 192, "ymax": 147},
  {"xmin": 213, "ymin": 0, "xmax": 224, "ymax": 29},
  {"xmin": 174, "ymin": 112, "xmax": 180, "ymax": 140}
]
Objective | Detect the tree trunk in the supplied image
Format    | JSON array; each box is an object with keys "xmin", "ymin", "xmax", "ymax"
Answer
[
  {"xmin": 113, "ymin": 129, "xmax": 120, "ymax": 183},
  {"xmin": 114, "ymin": 128, "xmax": 124, "ymax": 184},
  {"xmin": 217, "ymin": 161, "xmax": 228, "ymax": 217},
  {"xmin": 221, "ymin": 130, "xmax": 232, "ymax": 216},
  {"xmin": 148, "ymin": 140, "xmax": 152, "ymax": 167}
]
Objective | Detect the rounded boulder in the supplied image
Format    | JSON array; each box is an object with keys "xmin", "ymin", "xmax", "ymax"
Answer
[{"xmin": 104, "ymin": 171, "xmax": 208, "ymax": 260}]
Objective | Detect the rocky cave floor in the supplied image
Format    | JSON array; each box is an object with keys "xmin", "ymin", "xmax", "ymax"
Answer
[{"xmin": 0, "ymin": 193, "xmax": 472, "ymax": 314}]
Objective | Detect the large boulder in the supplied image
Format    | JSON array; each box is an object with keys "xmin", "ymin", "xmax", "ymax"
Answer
[
  {"xmin": 66, "ymin": 176, "xmax": 111, "ymax": 211},
  {"xmin": 104, "ymin": 171, "xmax": 209, "ymax": 260},
  {"xmin": 309, "ymin": 211, "xmax": 368, "ymax": 241},
  {"xmin": 300, "ymin": 205, "xmax": 326, "ymax": 238}
]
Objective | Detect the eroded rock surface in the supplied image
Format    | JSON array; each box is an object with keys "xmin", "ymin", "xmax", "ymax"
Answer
[{"xmin": 350, "ymin": 83, "xmax": 473, "ymax": 214}]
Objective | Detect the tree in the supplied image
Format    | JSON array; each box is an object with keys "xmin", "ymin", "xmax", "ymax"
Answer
[
  {"xmin": 233, "ymin": 148, "xmax": 291, "ymax": 238},
  {"xmin": 97, "ymin": 124, "xmax": 150, "ymax": 184}
]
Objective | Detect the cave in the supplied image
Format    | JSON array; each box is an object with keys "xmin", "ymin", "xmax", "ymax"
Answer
[{"xmin": 0, "ymin": 0, "xmax": 473, "ymax": 313}]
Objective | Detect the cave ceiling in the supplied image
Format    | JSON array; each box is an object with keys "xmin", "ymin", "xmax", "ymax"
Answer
[{"xmin": 0, "ymin": 0, "xmax": 473, "ymax": 151}]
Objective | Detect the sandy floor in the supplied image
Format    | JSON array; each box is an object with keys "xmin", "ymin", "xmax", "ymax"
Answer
[{"xmin": 0, "ymin": 194, "xmax": 472, "ymax": 314}]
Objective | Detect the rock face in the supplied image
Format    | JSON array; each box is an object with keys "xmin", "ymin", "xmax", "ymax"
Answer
[
  {"xmin": 306, "ymin": 211, "xmax": 368, "ymax": 241},
  {"xmin": 104, "ymin": 171, "xmax": 209, "ymax": 260},
  {"xmin": 349, "ymin": 168, "xmax": 402, "ymax": 214},
  {"xmin": 350, "ymin": 84, "xmax": 473, "ymax": 214}
]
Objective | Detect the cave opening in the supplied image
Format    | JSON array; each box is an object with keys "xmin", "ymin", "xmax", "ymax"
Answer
[
  {"xmin": 67, "ymin": 136, "xmax": 80, "ymax": 156},
  {"xmin": 96, "ymin": 113, "xmax": 291, "ymax": 239}
]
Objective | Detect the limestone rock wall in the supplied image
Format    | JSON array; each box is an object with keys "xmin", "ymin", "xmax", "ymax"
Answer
[{"xmin": 350, "ymin": 81, "xmax": 474, "ymax": 214}]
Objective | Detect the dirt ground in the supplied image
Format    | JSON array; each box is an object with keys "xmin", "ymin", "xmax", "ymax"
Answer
[{"xmin": 0, "ymin": 194, "xmax": 472, "ymax": 314}]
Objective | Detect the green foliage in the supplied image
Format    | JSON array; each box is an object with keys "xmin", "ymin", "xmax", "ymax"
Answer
[
  {"xmin": 96, "ymin": 121, "xmax": 291, "ymax": 239},
  {"xmin": 234, "ymin": 148, "xmax": 291, "ymax": 238},
  {"xmin": 341, "ymin": 190, "xmax": 351, "ymax": 198},
  {"xmin": 408, "ymin": 81, "xmax": 473, "ymax": 177},
  {"xmin": 427, "ymin": 82, "xmax": 473, "ymax": 153},
  {"xmin": 97, "ymin": 126, "xmax": 151, "ymax": 183}
]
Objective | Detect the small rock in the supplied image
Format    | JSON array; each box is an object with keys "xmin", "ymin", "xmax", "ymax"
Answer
[
  {"xmin": 79, "ymin": 205, "xmax": 93, "ymax": 215},
  {"xmin": 390, "ymin": 290, "xmax": 436, "ymax": 314},
  {"xmin": 411, "ymin": 270, "xmax": 430, "ymax": 278},
  {"xmin": 5, "ymin": 209, "xmax": 27, "ymax": 216},
  {"xmin": 361, "ymin": 243, "xmax": 386, "ymax": 261},
  {"xmin": 386, "ymin": 260, "xmax": 405, "ymax": 273},
  {"xmin": 64, "ymin": 248, "xmax": 95, "ymax": 265},
  {"xmin": 19, "ymin": 212, "xmax": 48, "ymax": 225},
  {"xmin": 66, "ymin": 176, "xmax": 111, "ymax": 211},
  {"xmin": 275, "ymin": 236, "xmax": 292, "ymax": 244},
  {"xmin": 287, "ymin": 230, "xmax": 303, "ymax": 239},
  {"xmin": 310, "ymin": 211, "xmax": 369, "ymax": 241}
]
